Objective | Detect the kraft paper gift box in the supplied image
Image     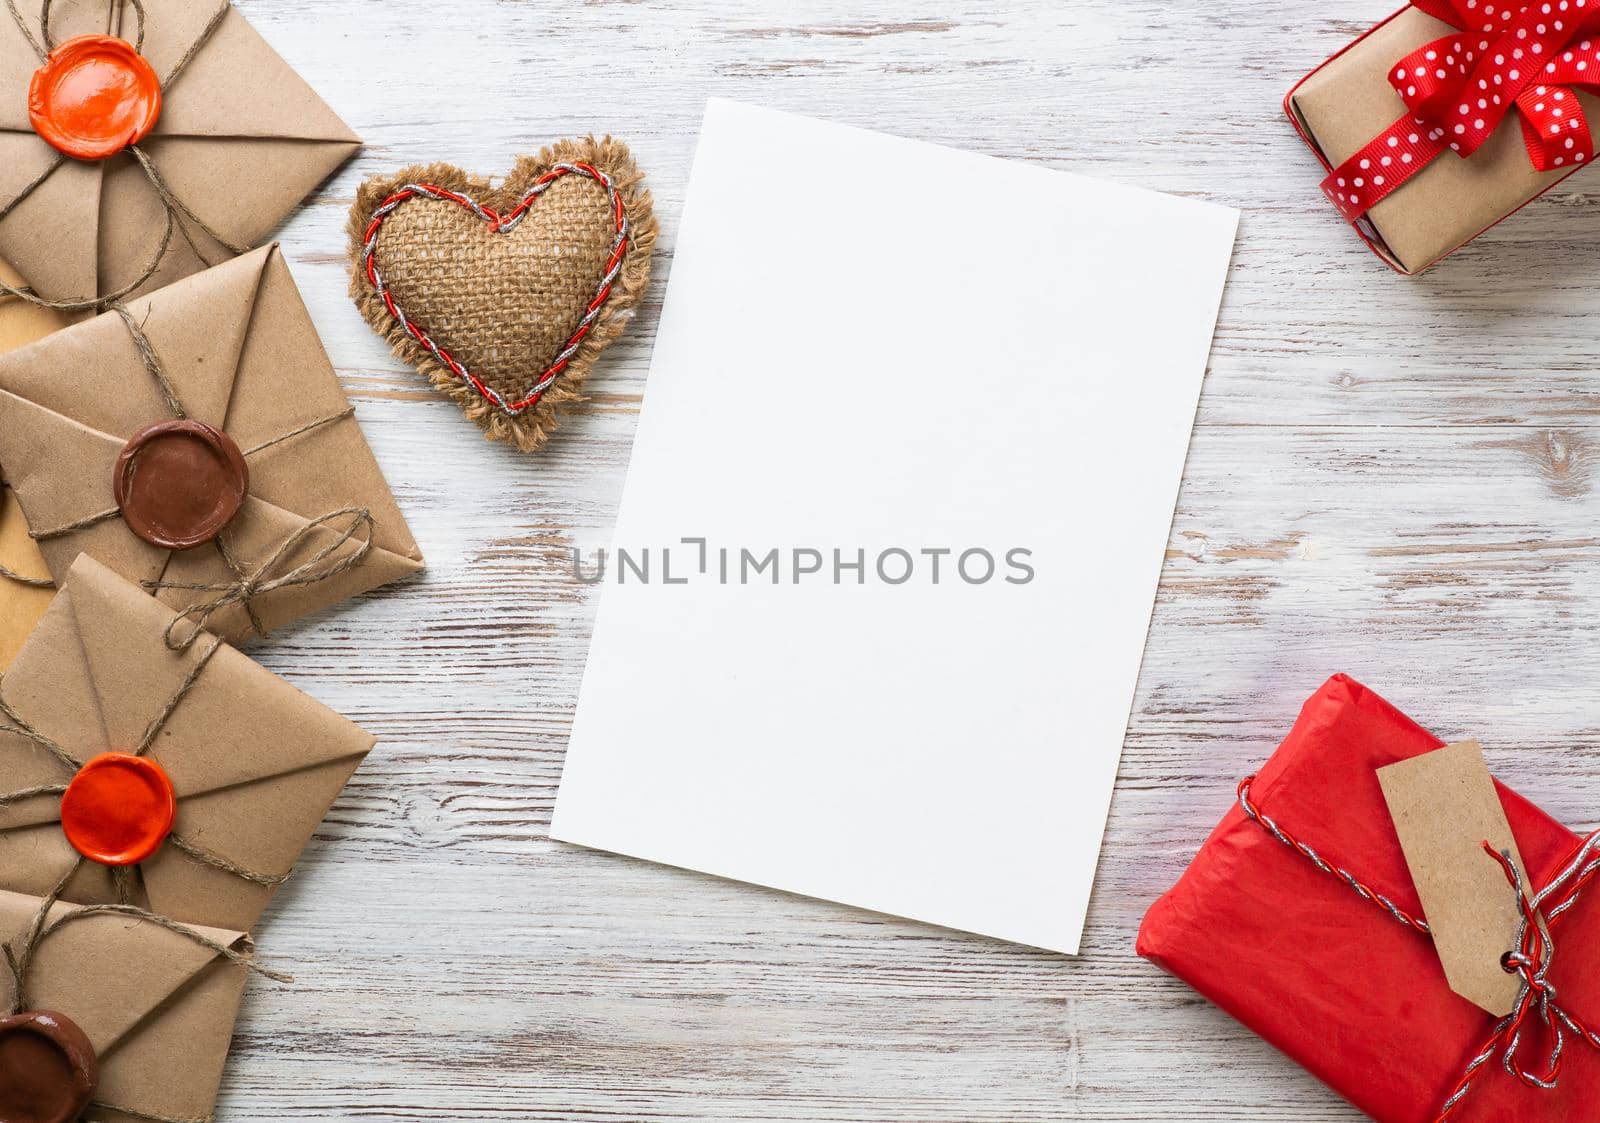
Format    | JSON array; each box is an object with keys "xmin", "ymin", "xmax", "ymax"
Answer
[
  {"xmin": 1138, "ymin": 675, "xmax": 1600, "ymax": 1123},
  {"xmin": 1287, "ymin": 2, "xmax": 1600, "ymax": 274},
  {"xmin": 0, "ymin": 262, "xmax": 64, "ymax": 669},
  {"xmin": 0, "ymin": 887, "xmax": 249, "ymax": 1123},
  {"xmin": 0, "ymin": 555, "xmax": 376, "ymax": 934},
  {"xmin": 0, "ymin": 244, "xmax": 424, "ymax": 647},
  {"xmin": 0, "ymin": 0, "xmax": 360, "ymax": 309}
]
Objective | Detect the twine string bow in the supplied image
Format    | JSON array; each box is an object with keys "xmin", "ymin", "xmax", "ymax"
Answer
[
  {"xmin": 1322, "ymin": 0, "xmax": 1600, "ymax": 225},
  {"xmin": 148, "ymin": 506, "xmax": 375, "ymax": 652},
  {"xmin": 1237, "ymin": 776, "xmax": 1600, "ymax": 1121}
]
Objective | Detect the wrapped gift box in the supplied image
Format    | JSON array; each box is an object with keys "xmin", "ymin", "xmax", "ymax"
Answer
[
  {"xmin": 1287, "ymin": 2, "xmax": 1600, "ymax": 273},
  {"xmin": 1138, "ymin": 674, "xmax": 1599, "ymax": 1122}
]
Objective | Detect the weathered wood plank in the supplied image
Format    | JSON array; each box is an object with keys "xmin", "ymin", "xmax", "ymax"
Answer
[{"xmin": 171, "ymin": 1, "xmax": 1600, "ymax": 1119}]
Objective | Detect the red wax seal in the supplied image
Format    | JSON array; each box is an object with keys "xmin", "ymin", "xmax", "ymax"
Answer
[
  {"xmin": 115, "ymin": 419, "xmax": 249, "ymax": 551},
  {"xmin": 59, "ymin": 753, "xmax": 176, "ymax": 867},
  {"xmin": 27, "ymin": 34, "xmax": 162, "ymax": 161},
  {"xmin": 0, "ymin": 1009, "xmax": 98, "ymax": 1123}
]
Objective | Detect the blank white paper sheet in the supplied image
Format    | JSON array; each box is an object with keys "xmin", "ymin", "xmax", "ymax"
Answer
[{"xmin": 551, "ymin": 98, "xmax": 1238, "ymax": 955}]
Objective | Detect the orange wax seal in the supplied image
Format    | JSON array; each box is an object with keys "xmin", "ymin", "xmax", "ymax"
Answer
[
  {"xmin": 115, "ymin": 419, "xmax": 249, "ymax": 551},
  {"xmin": 0, "ymin": 1010, "xmax": 98, "ymax": 1123},
  {"xmin": 28, "ymin": 34, "xmax": 162, "ymax": 161},
  {"xmin": 60, "ymin": 753, "xmax": 177, "ymax": 867}
]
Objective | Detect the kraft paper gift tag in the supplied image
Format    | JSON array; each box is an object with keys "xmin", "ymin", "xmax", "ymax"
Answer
[
  {"xmin": 0, "ymin": 245, "xmax": 424, "ymax": 646},
  {"xmin": 0, "ymin": 887, "xmax": 249, "ymax": 1123},
  {"xmin": 0, "ymin": 0, "xmax": 360, "ymax": 309},
  {"xmin": 0, "ymin": 555, "xmax": 376, "ymax": 933},
  {"xmin": 1379, "ymin": 739, "xmax": 1531, "ymax": 1016},
  {"xmin": 0, "ymin": 259, "xmax": 66, "ymax": 669}
]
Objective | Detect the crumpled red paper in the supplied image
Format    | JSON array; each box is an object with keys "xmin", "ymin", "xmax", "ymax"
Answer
[{"xmin": 1137, "ymin": 674, "xmax": 1598, "ymax": 1123}]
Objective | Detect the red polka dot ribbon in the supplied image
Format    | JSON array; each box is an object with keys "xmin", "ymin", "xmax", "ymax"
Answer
[{"xmin": 1323, "ymin": 0, "xmax": 1600, "ymax": 223}]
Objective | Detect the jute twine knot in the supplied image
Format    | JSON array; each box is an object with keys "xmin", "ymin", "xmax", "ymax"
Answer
[{"xmin": 147, "ymin": 506, "xmax": 375, "ymax": 651}]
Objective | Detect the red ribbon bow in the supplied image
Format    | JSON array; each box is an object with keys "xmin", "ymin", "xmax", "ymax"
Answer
[{"xmin": 1324, "ymin": 0, "xmax": 1600, "ymax": 223}]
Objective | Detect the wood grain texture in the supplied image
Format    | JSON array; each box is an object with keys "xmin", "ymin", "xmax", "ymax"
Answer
[{"xmin": 206, "ymin": 0, "xmax": 1600, "ymax": 1119}]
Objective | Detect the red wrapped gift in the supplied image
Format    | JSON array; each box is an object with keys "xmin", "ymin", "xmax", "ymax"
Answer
[{"xmin": 1138, "ymin": 674, "xmax": 1600, "ymax": 1122}]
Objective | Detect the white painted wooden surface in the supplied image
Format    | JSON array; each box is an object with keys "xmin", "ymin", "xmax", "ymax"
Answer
[{"xmin": 211, "ymin": 1, "xmax": 1600, "ymax": 1119}]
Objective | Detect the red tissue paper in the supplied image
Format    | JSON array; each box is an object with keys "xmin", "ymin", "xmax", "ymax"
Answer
[{"xmin": 1137, "ymin": 674, "xmax": 1600, "ymax": 1123}]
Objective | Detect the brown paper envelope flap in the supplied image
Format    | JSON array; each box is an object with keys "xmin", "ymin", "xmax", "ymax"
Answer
[
  {"xmin": 0, "ymin": 0, "xmax": 115, "ymax": 130},
  {"xmin": 0, "ymin": 13, "xmax": 42, "ymax": 131},
  {"xmin": 152, "ymin": 6, "xmax": 361, "ymax": 144},
  {"xmin": 0, "ymin": 888, "xmax": 245, "ymax": 1055},
  {"xmin": 56, "ymin": 554, "xmax": 218, "ymax": 751},
  {"xmin": 0, "ymin": 557, "xmax": 121, "ymax": 833},
  {"xmin": 89, "ymin": 944, "xmax": 247, "ymax": 1123},
  {"xmin": 0, "ymin": 240, "xmax": 266, "ymax": 434},
  {"xmin": 0, "ymin": 151, "xmax": 102, "ymax": 305},
  {"xmin": 130, "ymin": 134, "xmax": 360, "ymax": 256},
  {"xmin": 0, "ymin": 392, "xmax": 168, "ymax": 588},
  {"xmin": 0, "ymin": 552, "xmax": 114, "ymax": 759},
  {"xmin": 127, "ymin": 0, "xmax": 230, "ymax": 84},
  {"xmin": 116, "ymin": 240, "xmax": 268, "ymax": 428},
  {"xmin": 53, "ymin": 553, "xmax": 374, "ymax": 788},
  {"xmin": 94, "ymin": 150, "xmax": 204, "ymax": 299},
  {"xmin": 146, "ymin": 242, "xmax": 266, "ymax": 428},
  {"xmin": 141, "ymin": 754, "xmax": 368, "ymax": 932},
  {"xmin": 155, "ymin": 491, "xmax": 422, "ymax": 644},
  {"xmin": 0, "ymin": 731, "xmax": 70, "ymax": 830},
  {"xmin": 0, "ymin": 823, "xmax": 115, "ymax": 899},
  {"xmin": 230, "ymin": 246, "xmax": 422, "ymax": 563},
  {"xmin": 150, "ymin": 643, "xmax": 376, "ymax": 797},
  {"xmin": 0, "ymin": 134, "xmax": 64, "ymax": 214}
]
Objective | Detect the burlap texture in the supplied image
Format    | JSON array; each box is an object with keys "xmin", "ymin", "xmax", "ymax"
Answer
[{"xmin": 348, "ymin": 137, "xmax": 657, "ymax": 452}]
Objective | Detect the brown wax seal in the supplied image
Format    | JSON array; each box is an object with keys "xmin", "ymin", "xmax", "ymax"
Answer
[
  {"xmin": 114, "ymin": 420, "xmax": 248, "ymax": 551},
  {"xmin": 0, "ymin": 1009, "xmax": 98, "ymax": 1123}
]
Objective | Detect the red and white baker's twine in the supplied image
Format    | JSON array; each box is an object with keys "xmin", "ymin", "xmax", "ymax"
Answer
[
  {"xmin": 1319, "ymin": 1, "xmax": 1600, "ymax": 226},
  {"xmin": 1237, "ymin": 776, "xmax": 1600, "ymax": 1121},
  {"xmin": 361, "ymin": 162, "xmax": 630, "ymax": 415}
]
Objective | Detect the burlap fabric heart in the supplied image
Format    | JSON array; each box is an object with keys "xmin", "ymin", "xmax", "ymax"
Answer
[{"xmin": 348, "ymin": 137, "xmax": 657, "ymax": 452}]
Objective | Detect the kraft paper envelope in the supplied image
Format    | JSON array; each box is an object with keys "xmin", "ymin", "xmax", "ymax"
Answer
[
  {"xmin": 0, "ymin": 261, "xmax": 64, "ymax": 669},
  {"xmin": 0, "ymin": 555, "xmax": 376, "ymax": 933},
  {"xmin": 0, "ymin": 244, "xmax": 424, "ymax": 646},
  {"xmin": 0, "ymin": 0, "xmax": 360, "ymax": 307},
  {"xmin": 0, "ymin": 888, "xmax": 248, "ymax": 1123}
]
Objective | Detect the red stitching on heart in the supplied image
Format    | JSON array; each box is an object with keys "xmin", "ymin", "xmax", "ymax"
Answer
[{"xmin": 360, "ymin": 162, "xmax": 630, "ymax": 415}]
